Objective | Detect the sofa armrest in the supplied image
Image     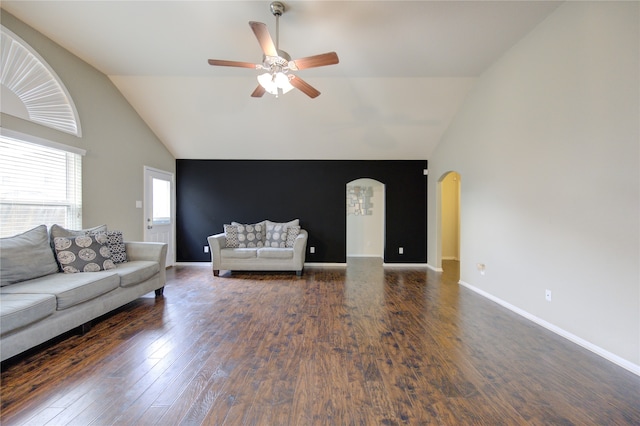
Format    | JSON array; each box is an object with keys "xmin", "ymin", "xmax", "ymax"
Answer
[
  {"xmin": 207, "ymin": 233, "xmax": 226, "ymax": 274},
  {"xmin": 292, "ymin": 229, "xmax": 308, "ymax": 268},
  {"xmin": 125, "ymin": 242, "xmax": 168, "ymax": 269}
]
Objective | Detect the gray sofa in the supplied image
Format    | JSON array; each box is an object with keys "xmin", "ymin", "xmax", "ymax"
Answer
[
  {"xmin": 208, "ymin": 220, "xmax": 307, "ymax": 276},
  {"xmin": 0, "ymin": 225, "xmax": 168, "ymax": 362}
]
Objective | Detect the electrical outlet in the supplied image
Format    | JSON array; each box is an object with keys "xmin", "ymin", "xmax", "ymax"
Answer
[
  {"xmin": 309, "ymin": 246, "xmax": 315, "ymax": 254},
  {"xmin": 399, "ymin": 247, "xmax": 404, "ymax": 254},
  {"xmin": 204, "ymin": 246, "xmax": 209, "ymax": 253},
  {"xmin": 477, "ymin": 263, "xmax": 486, "ymax": 275},
  {"xmin": 545, "ymin": 289, "xmax": 552, "ymax": 302}
]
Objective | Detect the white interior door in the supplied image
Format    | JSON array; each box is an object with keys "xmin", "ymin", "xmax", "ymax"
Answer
[{"xmin": 144, "ymin": 166, "xmax": 174, "ymax": 267}]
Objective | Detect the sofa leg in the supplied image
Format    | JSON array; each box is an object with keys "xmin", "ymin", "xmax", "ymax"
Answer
[
  {"xmin": 80, "ymin": 321, "xmax": 92, "ymax": 335},
  {"xmin": 155, "ymin": 287, "xmax": 164, "ymax": 297},
  {"xmin": 296, "ymin": 270, "xmax": 303, "ymax": 277},
  {"xmin": 213, "ymin": 270, "xmax": 220, "ymax": 277}
]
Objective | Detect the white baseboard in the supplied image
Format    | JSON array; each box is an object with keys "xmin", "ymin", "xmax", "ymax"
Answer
[
  {"xmin": 304, "ymin": 262, "xmax": 346, "ymax": 268},
  {"xmin": 306, "ymin": 262, "xmax": 430, "ymax": 269},
  {"xmin": 383, "ymin": 263, "xmax": 429, "ymax": 268},
  {"xmin": 174, "ymin": 262, "xmax": 210, "ymax": 266},
  {"xmin": 426, "ymin": 263, "xmax": 443, "ymax": 272},
  {"xmin": 459, "ymin": 280, "xmax": 640, "ymax": 377}
]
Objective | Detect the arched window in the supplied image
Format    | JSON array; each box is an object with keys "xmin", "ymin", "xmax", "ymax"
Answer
[{"xmin": 1, "ymin": 26, "xmax": 81, "ymax": 136}]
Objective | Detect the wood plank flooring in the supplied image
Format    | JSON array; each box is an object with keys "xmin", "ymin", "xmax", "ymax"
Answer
[{"xmin": 1, "ymin": 259, "xmax": 639, "ymax": 425}]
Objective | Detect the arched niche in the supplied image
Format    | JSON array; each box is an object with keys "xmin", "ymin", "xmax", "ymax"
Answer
[
  {"xmin": 437, "ymin": 171, "xmax": 461, "ymax": 271},
  {"xmin": 346, "ymin": 178, "xmax": 386, "ymax": 259}
]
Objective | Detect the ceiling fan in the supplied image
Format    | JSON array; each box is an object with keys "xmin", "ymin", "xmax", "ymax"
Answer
[{"xmin": 207, "ymin": 1, "xmax": 339, "ymax": 99}]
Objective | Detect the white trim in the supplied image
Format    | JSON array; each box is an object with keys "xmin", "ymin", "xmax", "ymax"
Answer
[
  {"xmin": 0, "ymin": 127, "xmax": 86, "ymax": 156},
  {"xmin": 174, "ymin": 262, "xmax": 210, "ymax": 267},
  {"xmin": 427, "ymin": 263, "xmax": 443, "ymax": 272},
  {"xmin": 304, "ymin": 262, "xmax": 347, "ymax": 268},
  {"xmin": 459, "ymin": 280, "xmax": 640, "ymax": 377},
  {"xmin": 347, "ymin": 254, "xmax": 382, "ymax": 258},
  {"xmin": 383, "ymin": 263, "xmax": 429, "ymax": 268}
]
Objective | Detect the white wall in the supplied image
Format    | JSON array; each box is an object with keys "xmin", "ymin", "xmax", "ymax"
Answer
[
  {"xmin": 347, "ymin": 178, "xmax": 385, "ymax": 258},
  {"xmin": 1, "ymin": 10, "xmax": 175, "ymax": 241},
  {"xmin": 428, "ymin": 1, "xmax": 639, "ymax": 368}
]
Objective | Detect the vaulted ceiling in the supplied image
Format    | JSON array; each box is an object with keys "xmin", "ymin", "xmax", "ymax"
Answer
[{"xmin": 2, "ymin": 1, "xmax": 561, "ymax": 159}]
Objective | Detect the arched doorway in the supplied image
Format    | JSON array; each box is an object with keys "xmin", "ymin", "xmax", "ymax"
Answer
[
  {"xmin": 439, "ymin": 172, "xmax": 460, "ymax": 272},
  {"xmin": 346, "ymin": 178, "xmax": 385, "ymax": 260}
]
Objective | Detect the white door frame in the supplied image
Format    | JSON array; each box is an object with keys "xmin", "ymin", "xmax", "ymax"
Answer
[{"xmin": 143, "ymin": 166, "xmax": 175, "ymax": 267}]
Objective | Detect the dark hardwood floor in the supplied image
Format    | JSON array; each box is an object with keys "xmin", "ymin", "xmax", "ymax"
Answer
[{"xmin": 1, "ymin": 259, "xmax": 639, "ymax": 425}]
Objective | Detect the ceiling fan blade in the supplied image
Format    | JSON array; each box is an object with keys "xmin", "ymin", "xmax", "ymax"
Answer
[
  {"xmin": 290, "ymin": 75, "xmax": 321, "ymax": 99},
  {"xmin": 249, "ymin": 21, "xmax": 278, "ymax": 57},
  {"xmin": 251, "ymin": 85, "xmax": 266, "ymax": 98},
  {"xmin": 208, "ymin": 59, "xmax": 258, "ymax": 69},
  {"xmin": 290, "ymin": 52, "xmax": 339, "ymax": 70}
]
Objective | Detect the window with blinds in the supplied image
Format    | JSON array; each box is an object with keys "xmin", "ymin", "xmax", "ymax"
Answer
[{"xmin": 0, "ymin": 135, "xmax": 82, "ymax": 238}]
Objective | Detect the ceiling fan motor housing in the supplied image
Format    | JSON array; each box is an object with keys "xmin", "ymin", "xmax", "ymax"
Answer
[{"xmin": 270, "ymin": 2, "xmax": 285, "ymax": 16}]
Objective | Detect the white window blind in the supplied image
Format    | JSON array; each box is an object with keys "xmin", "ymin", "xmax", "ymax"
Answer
[{"xmin": 0, "ymin": 135, "xmax": 82, "ymax": 238}]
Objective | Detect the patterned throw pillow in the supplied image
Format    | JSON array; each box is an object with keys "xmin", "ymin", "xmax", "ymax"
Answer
[
  {"xmin": 50, "ymin": 223, "xmax": 108, "ymax": 241},
  {"xmin": 53, "ymin": 234, "xmax": 116, "ymax": 273},
  {"xmin": 265, "ymin": 223, "xmax": 288, "ymax": 248},
  {"xmin": 224, "ymin": 224, "xmax": 239, "ymax": 248},
  {"xmin": 232, "ymin": 222, "xmax": 265, "ymax": 248},
  {"xmin": 49, "ymin": 224, "xmax": 109, "ymax": 271},
  {"xmin": 285, "ymin": 225, "xmax": 301, "ymax": 248},
  {"xmin": 266, "ymin": 219, "xmax": 299, "ymax": 229},
  {"xmin": 106, "ymin": 231, "xmax": 127, "ymax": 263}
]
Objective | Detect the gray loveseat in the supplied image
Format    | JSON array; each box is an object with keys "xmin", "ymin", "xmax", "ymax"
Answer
[
  {"xmin": 0, "ymin": 224, "xmax": 167, "ymax": 362},
  {"xmin": 207, "ymin": 219, "xmax": 307, "ymax": 276}
]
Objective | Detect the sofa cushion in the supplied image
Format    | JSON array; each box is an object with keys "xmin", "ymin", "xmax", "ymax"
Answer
[
  {"xmin": 231, "ymin": 222, "xmax": 265, "ymax": 248},
  {"xmin": 114, "ymin": 260, "xmax": 159, "ymax": 287},
  {"xmin": 0, "ymin": 293, "xmax": 56, "ymax": 335},
  {"xmin": 53, "ymin": 234, "xmax": 116, "ymax": 273},
  {"xmin": 1, "ymin": 270, "xmax": 120, "ymax": 310},
  {"xmin": 286, "ymin": 226, "xmax": 301, "ymax": 248},
  {"xmin": 220, "ymin": 248, "xmax": 257, "ymax": 259},
  {"xmin": 0, "ymin": 225, "xmax": 59, "ymax": 287},
  {"xmin": 257, "ymin": 248, "xmax": 294, "ymax": 259}
]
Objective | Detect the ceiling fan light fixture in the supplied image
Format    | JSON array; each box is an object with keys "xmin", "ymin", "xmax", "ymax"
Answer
[{"xmin": 257, "ymin": 71, "xmax": 293, "ymax": 96}]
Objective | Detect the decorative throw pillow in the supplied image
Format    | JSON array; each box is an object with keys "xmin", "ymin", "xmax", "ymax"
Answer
[
  {"xmin": 50, "ymin": 224, "xmax": 109, "ymax": 271},
  {"xmin": 53, "ymin": 234, "xmax": 116, "ymax": 273},
  {"xmin": 50, "ymin": 223, "xmax": 108, "ymax": 242},
  {"xmin": 0, "ymin": 225, "xmax": 60, "ymax": 286},
  {"xmin": 285, "ymin": 225, "xmax": 301, "ymax": 248},
  {"xmin": 232, "ymin": 221, "xmax": 266, "ymax": 247},
  {"xmin": 231, "ymin": 222, "xmax": 264, "ymax": 248},
  {"xmin": 266, "ymin": 219, "xmax": 299, "ymax": 229},
  {"xmin": 224, "ymin": 224, "xmax": 239, "ymax": 248},
  {"xmin": 105, "ymin": 231, "xmax": 127, "ymax": 264},
  {"xmin": 265, "ymin": 223, "xmax": 288, "ymax": 248}
]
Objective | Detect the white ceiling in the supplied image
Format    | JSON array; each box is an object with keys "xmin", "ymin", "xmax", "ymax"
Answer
[{"xmin": 2, "ymin": 1, "xmax": 561, "ymax": 159}]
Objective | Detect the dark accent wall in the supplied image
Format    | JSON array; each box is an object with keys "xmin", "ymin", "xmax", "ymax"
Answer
[{"xmin": 176, "ymin": 160, "xmax": 427, "ymax": 263}]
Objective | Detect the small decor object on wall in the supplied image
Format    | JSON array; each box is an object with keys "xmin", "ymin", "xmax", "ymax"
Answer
[{"xmin": 347, "ymin": 186, "xmax": 374, "ymax": 216}]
